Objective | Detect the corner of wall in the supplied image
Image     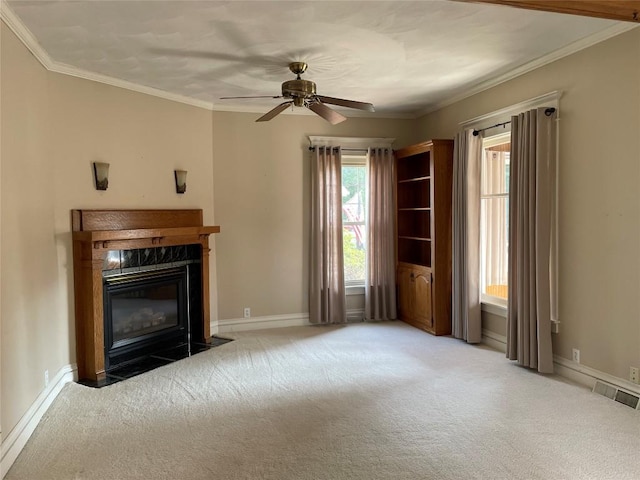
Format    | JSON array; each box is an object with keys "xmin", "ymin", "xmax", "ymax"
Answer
[{"xmin": 0, "ymin": 365, "xmax": 76, "ymax": 479}]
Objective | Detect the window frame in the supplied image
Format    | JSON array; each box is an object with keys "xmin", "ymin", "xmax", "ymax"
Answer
[
  {"xmin": 480, "ymin": 132, "xmax": 511, "ymax": 309},
  {"xmin": 341, "ymin": 153, "xmax": 368, "ymax": 289}
]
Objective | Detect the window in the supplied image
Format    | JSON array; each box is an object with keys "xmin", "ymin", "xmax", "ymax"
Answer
[
  {"xmin": 342, "ymin": 154, "xmax": 367, "ymax": 285},
  {"xmin": 480, "ymin": 133, "xmax": 510, "ymax": 306},
  {"xmin": 308, "ymin": 135, "xmax": 395, "ymax": 291}
]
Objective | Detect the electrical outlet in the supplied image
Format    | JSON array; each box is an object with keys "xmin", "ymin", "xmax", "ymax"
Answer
[
  {"xmin": 243, "ymin": 307, "xmax": 251, "ymax": 318},
  {"xmin": 630, "ymin": 367, "xmax": 639, "ymax": 384},
  {"xmin": 572, "ymin": 348, "xmax": 580, "ymax": 364},
  {"xmin": 44, "ymin": 370, "xmax": 49, "ymax": 387}
]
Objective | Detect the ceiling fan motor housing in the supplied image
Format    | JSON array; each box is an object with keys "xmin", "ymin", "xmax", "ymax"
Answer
[{"xmin": 282, "ymin": 79, "xmax": 316, "ymax": 102}]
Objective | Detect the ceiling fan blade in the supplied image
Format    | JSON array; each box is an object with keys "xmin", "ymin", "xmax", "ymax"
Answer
[
  {"xmin": 307, "ymin": 102, "xmax": 347, "ymax": 125},
  {"xmin": 316, "ymin": 95, "xmax": 375, "ymax": 112},
  {"xmin": 220, "ymin": 95, "xmax": 283, "ymax": 99},
  {"xmin": 256, "ymin": 102, "xmax": 293, "ymax": 122}
]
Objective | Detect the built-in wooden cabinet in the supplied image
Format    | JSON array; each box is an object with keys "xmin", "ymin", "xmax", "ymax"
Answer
[
  {"xmin": 397, "ymin": 262, "xmax": 433, "ymax": 330},
  {"xmin": 395, "ymin": 140, "xmax": 453, "ymax": 335}
]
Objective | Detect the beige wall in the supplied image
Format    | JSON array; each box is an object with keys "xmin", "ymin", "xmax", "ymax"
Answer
[
  {"xmin": 212, "ymin": 112, "xmax": 415, "ymax": 321},
  {"xmin": 1, "ymin": 20, "xmax": 52, "ymax": 439},
  {"xmin": 1, "ymin": 22, "xmax": 215, "ymax": 437},
  {"xmin": 416, "ymin": 29, "xmax": 640, "ymax": 380}
]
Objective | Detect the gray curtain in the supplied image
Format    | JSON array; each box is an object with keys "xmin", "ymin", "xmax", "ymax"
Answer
[
  {"xmin": 365, "ymin": 148, "xmax": 397, "ymax": 321},
  {"xmin": 452, "ymin": 130, "xmax": 483, "ymax": 343},
  {"xmin": 309, "ymin": 146, "xmax": 346, "ymax": 324},
  {"xmin": 507, "ymin": 108, "xmax": 556, "ymax": 373}
]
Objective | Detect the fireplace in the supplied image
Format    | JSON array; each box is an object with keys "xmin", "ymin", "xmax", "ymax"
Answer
[
  {"xmin": 72, "ymin": 209, "xmax": 220, "ymax": 383},
  {"xmin": 104, "ymin": 267, "xmax": 189, "ymax": 370}
]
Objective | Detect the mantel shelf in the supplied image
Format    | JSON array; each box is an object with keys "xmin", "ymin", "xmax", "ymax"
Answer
[{"xmin": 74, "ymin": 225, "xmax": 220, "ymax": 247}]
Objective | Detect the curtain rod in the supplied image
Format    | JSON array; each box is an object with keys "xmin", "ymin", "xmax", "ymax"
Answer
[
  {"xmin": 472, "ymin": 107, "xmax": 556, "ymax": 136},
  {"xmin": 308, "ymin": 146, "xmax": 392, "ymax": 152}
]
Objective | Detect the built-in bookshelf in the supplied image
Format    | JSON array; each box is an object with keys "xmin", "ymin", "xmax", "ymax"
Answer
[{"xmin": 395, "ymin": 140, "xmax": 453, "ymax": 335}]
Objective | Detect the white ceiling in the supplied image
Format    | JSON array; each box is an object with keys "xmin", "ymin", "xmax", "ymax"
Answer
[{"xmin": 4, "ymin": 0, "xmax": 627, "ymax": 116}]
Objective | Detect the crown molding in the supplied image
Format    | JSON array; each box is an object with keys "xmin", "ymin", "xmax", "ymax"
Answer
[
  {"xmin": 1, "ymin": 2, "xmax": 215, "ymax": 111},
  {"xmin": 415, "ymin": 22, "xmax": 639, "ymax": 118},
  {"xmin": 459, "ymin": 90, "xmax": 562, "ymax": 128},
  {"xmin": 1, "ymin": 0, "xmax": 54, "ymax": 68},
  {"xmin": 51, "ymin": 61, "xmax": 215, "ymax": 110}
]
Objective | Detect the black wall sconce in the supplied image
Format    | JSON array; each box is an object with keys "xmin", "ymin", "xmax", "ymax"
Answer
[
  {"xmin": 174, "ymin": 170, "xmax": 187, "ymax": 194},
  {"xmin": 93, "ymin": 162, "xmax": 110, "ymax": 191}
]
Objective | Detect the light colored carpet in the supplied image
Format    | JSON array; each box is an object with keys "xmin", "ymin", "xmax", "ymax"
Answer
[{"xmin": 6, "ymin": 322, "xmax": 640, "ymax": 479}]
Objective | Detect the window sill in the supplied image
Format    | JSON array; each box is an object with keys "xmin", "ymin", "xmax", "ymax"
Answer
[
  {"xmin": 346, "ymin": 285, "xmax": 365, "ymax": 296},
  {"xmin": 481, "ymin": 302, "xmax": 507, "ymax": 318}
]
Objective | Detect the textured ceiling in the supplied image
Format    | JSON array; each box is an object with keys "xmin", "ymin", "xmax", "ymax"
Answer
[{"xmin": 6, "ymin": 0, "xmax": 622, "ymax": 115}]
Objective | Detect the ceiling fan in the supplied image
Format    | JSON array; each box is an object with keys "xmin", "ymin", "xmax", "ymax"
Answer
[{"xmin": 220, "ymin": 62, "xmax": 375, "ymax": 124}]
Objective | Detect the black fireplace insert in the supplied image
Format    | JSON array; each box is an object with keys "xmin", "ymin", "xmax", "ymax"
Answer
[{"xmin": 103, "ymin": 267, "xmax": 189, "ymax": 370}]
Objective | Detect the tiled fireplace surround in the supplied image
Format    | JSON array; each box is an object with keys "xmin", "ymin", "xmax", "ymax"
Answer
[{"xmin": 102, "ymin": 244, "xmax": 201, "ymax": 275}]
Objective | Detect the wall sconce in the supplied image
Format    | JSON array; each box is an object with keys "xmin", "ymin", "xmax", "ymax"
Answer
[
  {"xmin": 93, "ymin": 162, "xmax": 110, "ymax": 191},
  {"xmin": 174, "ymin": 170, "xmax": 187, "ymax": 194}
]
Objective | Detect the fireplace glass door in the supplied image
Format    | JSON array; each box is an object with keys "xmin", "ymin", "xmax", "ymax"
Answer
[
  {"xmin": 104, "ymin": 267, "xmax": 188, "ymax": 368},
  {"xmin": 112, "ymin": 283, "xmax": 179, "ymax": 342}
]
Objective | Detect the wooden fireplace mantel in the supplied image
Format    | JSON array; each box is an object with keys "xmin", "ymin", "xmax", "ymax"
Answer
[{"xmin": 72, "ymin": 209, "xmax": 220, "ymax": 381}]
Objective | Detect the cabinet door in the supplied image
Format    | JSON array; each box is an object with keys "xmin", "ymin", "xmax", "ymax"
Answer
[
  {"xmin": 397, "ymin": 265, "xmax": 414, "ymax": 321},
  {"xmin": 413, "ymin": 269, "xmax": 433, "ymax": 328}
]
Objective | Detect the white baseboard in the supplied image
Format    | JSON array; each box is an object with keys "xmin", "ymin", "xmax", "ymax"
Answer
[
  {"xmin": 209, "ymin": 320, "xmax": 219, "ymax": 336},
  {"xmin": 1, "ymin": 364, "xmax": 77, "ymax": 479},
  {"xmin": 480, "ymin": 329, "xmax": 640, "ymax": 396},
  {"xmin": 481, "ymin": 329, "xmax": 507, "ymax": 353},
  {"xmin": 218, "ymin": 309, "xmax": 367, "ymax": 334},
  {"xmin": 218, "ymin": 312, "xmax": 311, "ymax": 333},
  {"xmin": 553, "ymin": 356, "xmax": 640, "ymax": 396}
]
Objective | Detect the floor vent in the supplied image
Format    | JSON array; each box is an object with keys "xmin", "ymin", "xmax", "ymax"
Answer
[{"xmin": 593, "ymin": 380, "xmax": 640, "ymax": 410}]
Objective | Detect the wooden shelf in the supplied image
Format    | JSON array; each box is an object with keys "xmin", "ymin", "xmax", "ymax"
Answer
[
  {"xmin": 76, "ymin": 226, "xmax": 220, "ymax": 241},
  {"xmin": 398, "ymin": 237, "xmax": 431, "ymax": 267},
  {"xmin": 73, "ymin": 226, "xmax": 221, "ymax": 250},
  {"xmin": 397, "ymin": 179, "xmax": 431, "ymax": 209},
  {"xmin": 397, "ymin": 151, "xmax": 431, "ymax": 180},
  {"xmin": 398, "ymin": 176, "xmax": 430, "ymax": 184},
  {"xmin": 398, "ymin": 208, "xmax": 431, "ymax": 211},
  {"xmin": 398, "ymin": 236, "xmax": 431, "ymax": 242}
]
